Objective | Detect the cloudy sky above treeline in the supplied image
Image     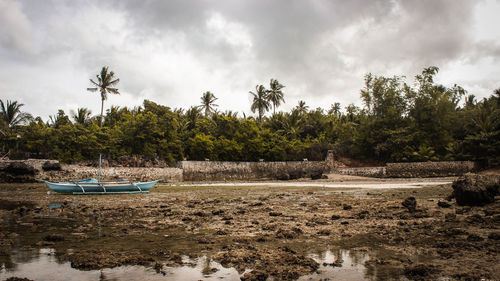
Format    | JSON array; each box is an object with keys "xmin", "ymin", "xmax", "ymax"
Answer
[{"xmin": 1, "ymin": 0, "xmax": 499, "ymax": 120}]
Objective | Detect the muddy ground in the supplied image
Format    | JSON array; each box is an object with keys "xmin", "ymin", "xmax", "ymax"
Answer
[{"xmin": 0, "ymin": 177, "xmax": 499, "ymax": 281}]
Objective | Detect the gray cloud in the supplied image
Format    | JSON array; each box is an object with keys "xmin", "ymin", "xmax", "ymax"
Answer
[{"xmin": 0, "ymin": 0, "xmax": 499, "ymax": 119}]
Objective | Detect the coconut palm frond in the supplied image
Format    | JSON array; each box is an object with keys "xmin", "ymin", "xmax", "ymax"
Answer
[{"xmin": 87, "ymin": 66, "xmax": 121, "ymax": 126}]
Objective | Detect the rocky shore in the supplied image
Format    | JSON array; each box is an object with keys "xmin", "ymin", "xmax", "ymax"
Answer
[{"xmin": 0, "ymin": 174, "xmax": 498, "ymax": 280}]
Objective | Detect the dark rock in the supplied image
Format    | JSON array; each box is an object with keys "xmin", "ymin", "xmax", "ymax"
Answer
[
  {"xmin": 311, "ymin": 216, "xmax": 329, "ymax": 225},
  {"xmin": 276, "ymin": 228, "xmax": 299, "ymax": 239},
  {"xmin": 69, "ymin": 250, "xmax": 154, "ymax": 270},
  {"xmin": 276, "ymin": 173, "xmax": 290, "ymax": 180},
  {"xmin": 343, "ymin": 204, "xmax": 352, "ymax": 210},
  {"xmin": 215, "ymin": 230, "xmax": 227, "ymax": 235},
  {"xmin": 42, "ymin": 160, "xmax": 61, "ymax": 171},
  {"xmin": 212, "ymin": 209, "xmax": 224, "ymax": 216},
  {"xmin": 310, "ymin": 171, "xmax": 323, "ymax": 180},
  {"xmin": 488, "ymin": 232, "xmax": 500, "ymax": 240},
  {"xmin": 331, "ymin": 215, "xmax": 341, "ymax": 220},
  {"xmin": 452, "ymin": 173, "xmax": 500, "ymax": 206},
  {"xmin": 402, "ymin": 197, "xmax": 417, "ymax": 213},
  {"xmin": 269, "ymin": 212, "xmax": 282, "ymax": 217},
  {"xmin": 437, "ymin": 201, "xmax": 451, "ymax": 208},
  {"xmin": 0, "ymin": 161, "xmax": 36, "ymax": 182},
  {"xmin": 43, "ymin": 234, "xmax": 65, "ymax": 242},
  {"xmin": 465, "ymin": 214, "xmax": 484, "ymax": 224},
  {"xmin": 193, "ymin": 211, "xmax": 208, "ymax": 217},
  {"xmin": 153, "ymin": 262, "xmax": 163, "ymax": 272},
  {"xmin": 404, "ymin": 264, "xmax": 437, "ymax": 279},
  {"xmin": 357, "ymin": 210, "xmax": 369, "ymax": 219},
  {"xmin": 466, "ymin": 234, "xmax": 484, "ymax": 242},
  {"xmin": 197, "ymin": 238, "xmax": 214, "ymax": 244},
  {"xmin": 317, "ymin": 229, "xmax": 331, "ymax": 236},
  {"xmin": 5, "ymin": 278, "xmax": 35, "ymax": 281}
]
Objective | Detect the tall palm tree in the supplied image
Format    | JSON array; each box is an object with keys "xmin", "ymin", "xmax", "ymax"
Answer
[
  {"xmin": 199, "ymin": 91, "xmax": 218, "ymax": 117},
  {"xmin": 494, "ymin": 88, "xmax": 500, "ymax": 105},
  {"xmin": 328, "ymin": 102, "xmax": 341, "ymax": 116},
  {"xmin": 267, "ymin": 79, "xmax": 285, "ymax": 114},
  {"xmin": 87, "ymin": 66, "xmax": 120, "ymax": 127},
  {"xmin": 295, "ymin": 100, "xmax": 309, "ymax": 115},
  {"xmin": 249, "ymin": 85, "xmax": 270, "ymax": 122},
  {"xmin": 0, "ymin": 99, "xmax": 33, "ymax": 129},
  {"xmin": 71, "ymin": 107, "xmax": 92, "ymax": 125}
]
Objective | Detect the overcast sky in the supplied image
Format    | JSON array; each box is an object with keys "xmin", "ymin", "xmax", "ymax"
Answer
[{"xmin": 1, "ymin": 0, "xmax": 499, "ymax": 120}]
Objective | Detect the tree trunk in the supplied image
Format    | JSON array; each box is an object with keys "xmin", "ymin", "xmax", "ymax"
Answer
[{"xmin": 100, "ymin": 98, "xmax": 104, "ymax": 127}]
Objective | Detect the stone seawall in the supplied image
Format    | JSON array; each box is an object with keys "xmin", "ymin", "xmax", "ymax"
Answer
[
  {"xmin": 40, "ymin": 165, "xmax": 183, "ymax": 182},
  {"xmin": 178, "ymin": 160, "xmax": 329, "ymax": 181},
  {"xmin": 332, "ymin": 166, "xmax": 386, "ymax": 178},
  {"xmin": 1, "ymin": 159, "xmax": 478, "ymax": 182},
  {"xmin": 0, "ymin": 160, "xmax": 182, "ymax": 183},
  {"xmin": 332, "ymin": 161, "xmax": 477, "ymax": 178}
]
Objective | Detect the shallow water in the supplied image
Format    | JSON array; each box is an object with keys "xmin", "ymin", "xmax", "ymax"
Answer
[
  {"xmin": 0, "ymin": 248, "xmax": 243, "ymax": 281},
  {"xmin": 298, "ymin": 249, "xmax": 370, "ymax": 281},
  {"xmin": 0, "ymin": 247, "xmax": 408, "ymax": 281}
]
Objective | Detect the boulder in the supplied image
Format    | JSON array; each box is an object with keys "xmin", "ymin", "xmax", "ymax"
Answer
[
  {"xmin": 42, "ymin": 160, "xmax": 61, "ymax": 171},
  {"xmin": 452, "ymin": 173, "xmax": 500, "ymax": 206},
  {"xmin": 402, "ymin": 197, "xmax": 417, "ymax": 213},
  {"xmin": 0, "ymin": 161, "xmax": 37, "ymax": 182},
  {"xmin": 0, "ymin": 159, "xmax": 61, "ymax": 182}
]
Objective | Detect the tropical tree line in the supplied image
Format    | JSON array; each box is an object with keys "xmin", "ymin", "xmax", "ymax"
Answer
[{"xmin": 1, "ymin": 66, "xmax": 499, "ymax": 166}]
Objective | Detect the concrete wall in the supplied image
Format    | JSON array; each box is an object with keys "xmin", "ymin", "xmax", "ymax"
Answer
[
  {"xmin": 332, "ymin": 161, "xmax": 476, "ymax": 178},
  {"xmin": 178, "ymin": 160, "xmax": 329, "ymax": 181}
]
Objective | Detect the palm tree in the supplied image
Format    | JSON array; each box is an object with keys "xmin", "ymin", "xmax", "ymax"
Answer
[
  {"xmin": 267, "ymin": 79, "xmax": 285, "ymax": 114},
  {"xmin": 199, "ymin": 91, "xmax": 218, "ymax": 117},
  {"xmin": 0, "ymin": 100, "xmax": 33, "ymax": 129},
  {"xmin": 295, "ymin": 100, "xmax": 309, "ymax": 115},
  {"xmin": 71, "ymin": 107, "xmax": 92, "ymax": 125},
  {"xmin": 249, "ymin": 85, "xmax": 270, "ymax": 122},
  {"xmin": 328, "ymin": 102, "xmax": 341, "ymax": 116},
  {"xmin": 87, "ymin": 66, "xmax": 120, "ymax": 127},
  {"xmin": 494, "ymin": 88, "xmax": 500, "ymax": 105}
]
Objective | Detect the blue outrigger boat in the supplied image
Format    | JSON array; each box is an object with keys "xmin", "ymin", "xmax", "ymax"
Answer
[{"xmin": 39, "ymin": 178, "xmax": 163, "ymax": 194}]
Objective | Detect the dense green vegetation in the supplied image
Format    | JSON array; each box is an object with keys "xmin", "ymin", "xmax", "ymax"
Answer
[{"xmin": 1, "ymin": 67, "xmax": 499, "ymax": 166}]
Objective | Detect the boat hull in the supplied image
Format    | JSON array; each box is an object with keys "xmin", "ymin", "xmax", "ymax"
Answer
[{"xmin": 40, "ymin": 178, "xmax": 162, "ymax": 194}]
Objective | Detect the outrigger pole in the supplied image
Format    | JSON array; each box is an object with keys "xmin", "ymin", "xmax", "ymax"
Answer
[{"xmin": 98, "ymin": 153, "xmax": 102, "ymax": 182}]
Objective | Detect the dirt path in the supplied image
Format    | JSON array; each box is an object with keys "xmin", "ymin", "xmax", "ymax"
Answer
[
  {"xmin": 0, "ymin": 178, "xmax": 498, "ymax": 280},
  {"xmin": 173, "ymin": 179, "xmax": 453, "ymax": 189}
]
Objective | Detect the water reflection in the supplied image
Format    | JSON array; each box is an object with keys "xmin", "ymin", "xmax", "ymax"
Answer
[
  {"xmin": 0, "ymin": 247, "xmax": 409, "ymax": 281},
  {"xmin": 0, "ymin": 248, "xmax": 243, "ymax": 281},
  {"xmin": 298, "ymin": 249, "xmax": 370, "ymax": 281}
]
